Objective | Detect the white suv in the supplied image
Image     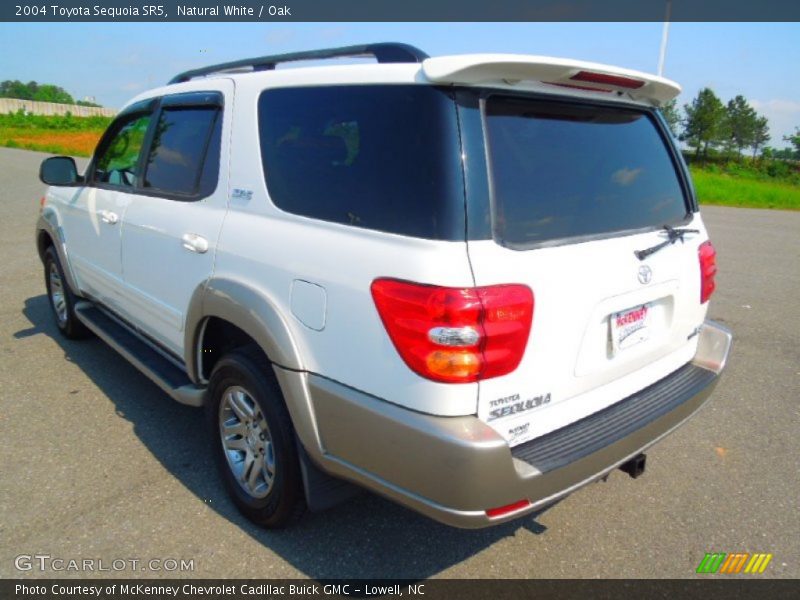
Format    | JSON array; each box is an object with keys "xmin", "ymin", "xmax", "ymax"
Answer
[{"xmin": 36, "ymin": 43, "xmax": 731, "ymax": 528}]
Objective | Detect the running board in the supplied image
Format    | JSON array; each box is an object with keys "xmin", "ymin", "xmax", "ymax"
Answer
[{"xmin": 74, "ymin": 302, "xmax": 205, "ymax": 407}]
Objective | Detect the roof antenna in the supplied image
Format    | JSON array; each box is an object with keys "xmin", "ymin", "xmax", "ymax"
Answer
[{"xmin": 657, "ymin": 0, "xmax": 672, "ymax": 77}]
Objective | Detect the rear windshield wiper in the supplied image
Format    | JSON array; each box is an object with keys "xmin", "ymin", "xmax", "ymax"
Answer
[{"xmin": 634, "ymin": 225, "xmax": 699, "ymax": 261}]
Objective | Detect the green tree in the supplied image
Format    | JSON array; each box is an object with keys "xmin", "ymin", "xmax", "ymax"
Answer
[
  {"xmin": 0, "ymin": 79, "xmax": 74, "ymax": 104},
  {"xmin": 785, "ymin": 127, "xmax": 800, "ymax": 159},
  {"xmin": 33, "ymin": 84, "xmax": 74, "ymax": 104},
  {"xmin": 724, "ymin": 95, "xmax": 758, "ymax": 159},
  {"xmin": 659, "ymin": 98, "xmax": 681, "ymax": 137},
  {"xmin": 683, "ymin": 88, "xmax": 727, "ymax": 163},
  {"xmin": 751, "ymin": 116, "xmax": 770, "ymax": 159},
  {"xmin": 0, "ymin": 80, "xmax": 33, "ymax": 99}
]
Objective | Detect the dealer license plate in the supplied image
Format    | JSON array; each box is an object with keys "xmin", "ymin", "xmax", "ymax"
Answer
[{"xmin": 610, "ymin": 303, "xmax": 652, "ymax": 352}]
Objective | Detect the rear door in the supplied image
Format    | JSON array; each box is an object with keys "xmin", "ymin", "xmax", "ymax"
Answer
[{"xmin": 469, "ymin": 95, "xmax": 710, "ymax": 446}]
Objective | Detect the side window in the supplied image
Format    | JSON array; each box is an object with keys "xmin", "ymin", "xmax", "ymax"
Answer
[
  {"xmin": 143, "ymin": 107, "xmax": 221, "ymax": 198},
  {"xmin": 257, "ymin": 85, "xmax": 464, "ymax": 240},
  {"xmin": 93, "ymin": 114, "xmax": 152, "ymax": 187}
]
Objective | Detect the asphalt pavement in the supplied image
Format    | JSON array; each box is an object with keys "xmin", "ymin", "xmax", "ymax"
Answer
[{"xmin": 0, "ymin": 146, "xmax": 797, "ymax": 579}]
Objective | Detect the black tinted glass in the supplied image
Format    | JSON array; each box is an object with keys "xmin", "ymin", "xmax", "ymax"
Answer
[
  {"xmin": 93, "ymin": 114, "xmax": 151, "ymax": 187},
  {"xmin": 485, "ymin": 97, "xmax": 688, "ymax": 247},
  {"xmin": 144, "ymin": 107, "xmax": 220, "ymax": 197},
  {"xmin": 258, "ymin": 85, "xmax": 464, "ymax": 240}
]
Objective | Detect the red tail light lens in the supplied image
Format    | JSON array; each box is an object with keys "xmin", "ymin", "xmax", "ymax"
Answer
[
  {"xmin": 570, "ymin": 70, "xmax": 645, "ymax": 89},
  {"xmin": 699, "ymin": 240, "xmax": 717, "ymax": 303},
  {"xmin": 370, "ymin": 279, "xmax": 534, "ymax": 383}
]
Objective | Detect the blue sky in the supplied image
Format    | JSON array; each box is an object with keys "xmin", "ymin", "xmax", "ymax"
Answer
[{"xmin": 1, "ymin": 22, "xmax": 798, "ymax": 146}]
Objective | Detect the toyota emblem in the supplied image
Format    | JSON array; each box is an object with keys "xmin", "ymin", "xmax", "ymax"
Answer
[{"xmin": 638, "ymin": 265, "xmax": 652, "ymax": 284}]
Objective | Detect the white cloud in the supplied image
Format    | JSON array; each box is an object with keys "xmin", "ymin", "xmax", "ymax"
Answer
[{"xmin": 751, "ymin": 99, "xmax": 800, "ymax": 113}]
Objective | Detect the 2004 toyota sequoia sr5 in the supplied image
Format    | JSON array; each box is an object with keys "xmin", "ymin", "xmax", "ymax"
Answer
[{"xmin": 36, "ymin": 43, "xmax": 731, "ymax": 528}]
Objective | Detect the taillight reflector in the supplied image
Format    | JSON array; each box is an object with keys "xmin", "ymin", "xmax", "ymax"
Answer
[
  {"xmin": 485, "ymin": 499, "xmax": 532, "ymax": 519},
  {"xmin": 370, "ymin": 279, "xmax": 534, "ymax": 383},
  {"xmin": 571, "ymin": 70, "xmax": 645, "ymax": 89},
  {"xmin": 699, "ymin": 241, "xmax": 717, "ymax": 304}
]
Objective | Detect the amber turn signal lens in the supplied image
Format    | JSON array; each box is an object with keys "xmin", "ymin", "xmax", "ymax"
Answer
[{"xmin": 425, "ymin": 350, "xmax": 481, "ymax": 379}]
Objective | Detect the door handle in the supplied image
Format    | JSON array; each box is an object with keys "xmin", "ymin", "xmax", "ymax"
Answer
[
  {"xmin": 99, "ymin": 210, "xmax": 119, "ymax": 225},
  {"xmin": 181, "ymin": 233, "xmax": 209, "ymax": 254}
]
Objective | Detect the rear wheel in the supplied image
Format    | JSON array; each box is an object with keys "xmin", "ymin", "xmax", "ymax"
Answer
[
  {"xmin": 44, "ymin": 246, "xmax": 90, "ymax": 339},
  {"xmin": 206, "ymin": 346, "xmax": 305, "ymax": 527}
]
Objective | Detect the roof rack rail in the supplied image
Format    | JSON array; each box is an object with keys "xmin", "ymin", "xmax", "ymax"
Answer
[{"xmin": 168, "ymin": 42, "xmax": 429, "ymax": 84}]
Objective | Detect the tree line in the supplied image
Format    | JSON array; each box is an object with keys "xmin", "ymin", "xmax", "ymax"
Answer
[
  {"xmin": 660, "ymin": 88, "xmax": 799, "ymax": 162},
  {"xmin": 0, "ymin": 80, "xmax": 101, "ymax": 107}
]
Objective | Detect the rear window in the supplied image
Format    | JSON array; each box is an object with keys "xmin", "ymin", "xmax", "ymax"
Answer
[
  {"xmin": 257, "ymin": 85, "xmax": 465, "ymax": 240},
  {"xmin": 484, "ymin": 97, "xmax": 688, "ymax": 247}
]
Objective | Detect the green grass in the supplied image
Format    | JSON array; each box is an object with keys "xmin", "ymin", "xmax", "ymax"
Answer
[
  {"xmin": 0, "ymin": 111, "xmax": 112, "ymax": 131},
  {"xmin": 690, "ymin": 166, "xmax": 800, "ymax": 211}
]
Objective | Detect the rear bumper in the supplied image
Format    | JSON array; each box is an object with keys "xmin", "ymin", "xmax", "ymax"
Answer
[{"xmin": 303, "ymin": 320, "xmax": 732, "ymax": 528}]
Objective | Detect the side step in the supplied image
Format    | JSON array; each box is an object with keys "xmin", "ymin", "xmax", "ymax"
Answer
[{"xmin": 74, "ymin": 302, "xmax": 205, "ymax": 407}]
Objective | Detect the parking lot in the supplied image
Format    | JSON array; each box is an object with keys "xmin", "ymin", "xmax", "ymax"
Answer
[{"xmin": 0, "ymin": 145, "xmax": 797, "ymax": 579}]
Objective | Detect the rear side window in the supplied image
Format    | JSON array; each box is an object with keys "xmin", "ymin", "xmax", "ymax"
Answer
[
  {"xmin": 144, "ymin": 107, "xmax": 221, "ymax": 198},
  {"xmin": 484, "ymin": 97, "xmax": 688, "ymax": 247},
  {"xmin": 257, "ymin": 85, "xmax": 465, "ymax": 240}
]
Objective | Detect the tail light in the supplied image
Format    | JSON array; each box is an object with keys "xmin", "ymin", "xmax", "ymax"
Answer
[
  {"xmin": 699, "ymin": 241, "xmax": 717, "ymax": 303},
  {"xmin": 370, "ymin": 279, "xmax": 533, "ymax": 383}
]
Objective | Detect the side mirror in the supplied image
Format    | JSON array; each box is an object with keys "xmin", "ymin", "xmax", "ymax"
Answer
[{"xmin": 40, "ymin": 156, "xmax": 82, "ymax": 186}]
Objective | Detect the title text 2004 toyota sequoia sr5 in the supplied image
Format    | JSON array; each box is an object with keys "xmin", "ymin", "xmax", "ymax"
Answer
[{"xmin": 36, "ymin": 43, "xmax": 731, "ymax": 528}]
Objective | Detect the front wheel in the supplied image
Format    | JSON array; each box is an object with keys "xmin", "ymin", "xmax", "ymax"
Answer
[
  {"xmin": 43, "ymin": 246, "xmax": 90, "ymax": 339},
  {"xmin": 206, "ymin": 346, "xmax": 305, "ymax": 528}
]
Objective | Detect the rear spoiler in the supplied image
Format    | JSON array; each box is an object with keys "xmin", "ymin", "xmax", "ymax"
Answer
[{"xmin": 422, "ymin": 54, "xmax": 681, "ymax": 106}]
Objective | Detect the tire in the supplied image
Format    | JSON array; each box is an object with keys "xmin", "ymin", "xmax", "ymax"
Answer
[
  {"xmin": 43, "ymin": 246, "xmax": 90, "ymax": 339},
  {"xmin": 206, "ymin": 346, "xmax": 305, "ymax": 528}
]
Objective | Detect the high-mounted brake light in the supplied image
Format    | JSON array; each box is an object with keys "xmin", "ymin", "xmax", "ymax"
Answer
[
  {"xmin": 570, "ymin": 70, "xmax": 645, "ymax": 90},
  {"xmin": 546, "ymin": 81, "xmax": 612, "ymax": 93},
  {"xmin": 370, "ymin": 279, "xmax": 534, "ymax": 384},
  {"xmin": 699, "ymin": 241, "xmax": 717, "ymax": 304}
]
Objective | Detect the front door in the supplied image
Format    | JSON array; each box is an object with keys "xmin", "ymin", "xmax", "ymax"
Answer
[{"xmin": 59, "ymin": 109, "xmax": 154, "ymax": 311}]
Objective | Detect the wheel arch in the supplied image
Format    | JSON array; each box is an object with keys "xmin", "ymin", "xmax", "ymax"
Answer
[
  {"xmin": 185, "ymin": 277, "xmax": 304, "ymax": 383},
  {"xmin": 36, "ymin": 210, "xmax": 80, "ymax": 294}
]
